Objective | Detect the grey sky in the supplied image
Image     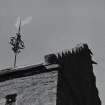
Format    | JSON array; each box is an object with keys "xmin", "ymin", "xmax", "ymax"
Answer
[{"xmin": 0, "ymin": 0, "xmax": 105, "ymax": 104}]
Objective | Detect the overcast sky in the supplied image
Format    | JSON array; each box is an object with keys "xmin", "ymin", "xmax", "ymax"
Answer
[{"xmin": 0, "ymin": 0, "xmax": 105, "ymax": 104}]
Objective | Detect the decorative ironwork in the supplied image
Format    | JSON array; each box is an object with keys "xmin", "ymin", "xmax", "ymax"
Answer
[{"xmin": 10, "ymin": 19, "xmax": 25, "ymax": 68}]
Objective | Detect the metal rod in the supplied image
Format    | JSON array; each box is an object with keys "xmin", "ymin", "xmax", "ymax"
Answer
[{"xmin": 14, "ymin": 53, "xmax": 17, "ymax": 68}]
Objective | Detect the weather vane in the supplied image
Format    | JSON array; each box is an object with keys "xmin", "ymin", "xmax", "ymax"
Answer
[{"xmin": 10, "ymin": 16, "xmax": 32, "ymax": 68}]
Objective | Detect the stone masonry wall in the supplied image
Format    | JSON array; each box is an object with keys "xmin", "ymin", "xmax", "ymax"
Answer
[{"xmin": 0, "ymin": 71, "xmax": 58, "ymax": 105}]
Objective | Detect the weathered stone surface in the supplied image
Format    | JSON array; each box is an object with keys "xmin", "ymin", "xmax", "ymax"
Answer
[{"xmin": 0, "ymin": 71, "xmax": 58, "ymax": 105}]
